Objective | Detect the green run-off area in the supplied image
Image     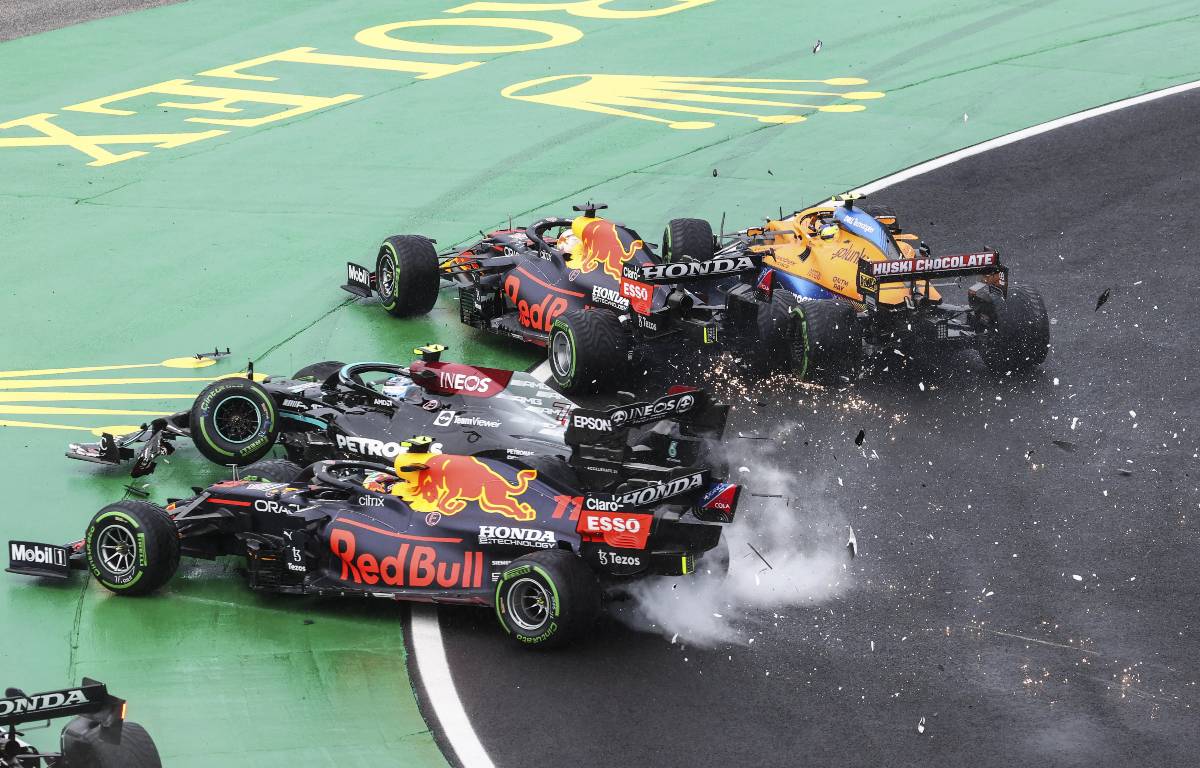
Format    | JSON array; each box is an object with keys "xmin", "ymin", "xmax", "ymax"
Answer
[{"xmin": 1, "ymin": 1, "xmax": 1197, "ymax": 765}]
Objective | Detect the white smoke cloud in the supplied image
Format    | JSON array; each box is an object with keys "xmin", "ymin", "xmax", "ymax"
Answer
[{"xmin": 613, "ymin": 430, "xmax": 854, "ymax": 646}]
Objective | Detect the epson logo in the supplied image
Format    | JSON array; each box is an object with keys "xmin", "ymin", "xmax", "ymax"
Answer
[
  {"xmin": 572, "ymin": 414, "xmax": 613, "ymax": 432},
  {"xmin": 615, "ymin": 473, "xmax": 704, "ymax": 507},
  {"xmin": 347, "ymin": 263, "xmax": 370, "ymax": 285},
  {"xmin": 9, "ymin": 542, "xmax": 66, "ymax": 567},
  {"xmin": 639, "ymin": 256, "xmax": 756, "ymax": 282},
  {"xmin": 0, "ymin": 689, "xmax": 88, "ymax": 717},
  {"xmin": 336, "ymin": 434, "xmax": 406, "ymax": 458},
  {"xmin": 478, "ymin": 526, "xmax": 556, "ymax": 548},
  {"xmin": 438, "ymin": 371, "xmax": 493, "ymax": 393}
]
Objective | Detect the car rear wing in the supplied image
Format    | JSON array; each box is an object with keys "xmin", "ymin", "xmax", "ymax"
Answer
[
  {"xmin": 0, "ymin": 679, "xmax": 124, "ymax": 732},
  {"xmin": 625, "ymin": 253, "xmax": 762, "ymax": 285},
  {"xmin": 564, "ymin": 388, "xmax": 730, "ymax": 490},
  {"xmin": 856, "ymin": 251, "xmax": 1007, "ymax": 307}
]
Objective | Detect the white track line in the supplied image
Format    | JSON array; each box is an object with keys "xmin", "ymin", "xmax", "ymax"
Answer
[
  {"xmin": 854, "ymin": 79, "xmax": 1200, "ymax": 196},
  {"xmin": 405, "ymin": 76, "xmax": 1200, "ymax": 768},
  {"xmin": 410, "ymin": 606, "xmax": 496, "ymax": 768}
]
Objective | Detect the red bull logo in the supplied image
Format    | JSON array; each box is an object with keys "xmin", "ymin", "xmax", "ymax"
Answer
[
  {"xmin": 393, "ymin": 454, "xmax": 539, "ymax": 522},
  {"xmin": 329, "ymin": 528, "xmax": 484, "ymax": 589},
  {"xmin": 578, "ymin": 219, "xmax": 644, "ymax": 282}
]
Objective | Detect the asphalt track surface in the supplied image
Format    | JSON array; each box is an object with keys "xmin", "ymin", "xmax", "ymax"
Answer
[
  {"xmin": 433, "ymin": 89, "xmax": 1200, "ymax": 767},
  {"xmin": 0, "ymin": 0, "xmax": 178, "ymax": 41}
]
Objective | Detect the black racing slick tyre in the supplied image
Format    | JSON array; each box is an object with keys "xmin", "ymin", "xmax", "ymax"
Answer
[
  {"xmin": 494, "ymin": 550, "xmax": 601, "ymax": 649},
  {"xmin": 242, "ymin": 458, "xmax": 304, "ymax": 483},
  {"xmin": 62, "ymin": 719, "xmax": 162, "ymax": 768},
  {"xmin": 84, "ymin": 501, "xmax": 179, "ymax": 596},
  {"xmin": 662, "ymin": 218, "xmax": 714, "ymax": 263},
  {"xmin": 547, "ymin": 310, "xmax": 630, "ymax": 393},
  {"xmin": 979, "ymin": 285, "xmax": 1050, "ymax": 374},
  {"xmin": 291, "ymin": 360, "xmax": 345, "ymax": 383},
  {"xmin": 376, "ymin": 235, "xmax": 439, "ymax": 318},
  {"xmin": 749, "ymin": 289, "xmax": 800, "ymax": 374},
  {"xmin": 190, "ymin": 377, "xmax": 279, "ymax": 467},
  {"xmin": 790, "ymin": 299, "xmax": 862, "ymax": 382}
]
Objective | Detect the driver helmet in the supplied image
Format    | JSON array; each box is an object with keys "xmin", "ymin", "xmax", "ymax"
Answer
[
  {"xmin": 380, "ymin": 374, "xmax": 416, "ymax": 402},
  {"xmin": 363, "ymin": 471, "xmax": 396, "ymax": 494},
  {"xmin": 556, "ymin": 230, "xmax": 581, "ymax": 256}
]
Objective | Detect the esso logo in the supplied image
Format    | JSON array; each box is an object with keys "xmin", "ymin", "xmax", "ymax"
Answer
[
  {"xmin": 584, "ymin": 514, "xmax": 642, "ymax": 534},
  {"xmin": 438, "ymin": 371, "xmax": 492, "ymax": 393},
  {"xmin": 621, "ymin": 281, "xmax": 649, "ymax": 300}
]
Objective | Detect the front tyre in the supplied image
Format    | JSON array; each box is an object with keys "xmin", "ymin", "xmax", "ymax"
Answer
[
  {"xmin": 242, "ymin": 458, "xmax": 304, "ymax": 483},
  {"xmin": 190, "ymin": 378, "xmax": 279, "ymax": 466},
  {"xmin": 662, "ymin": 218, "xmax": 714, "ymax": 263},
  {"xmin": 979, "ymin": 285, "xmax": 1050, "ymax": 374},
  {"xmin": 376, "ymin": 235, "xmax": 440, "ymax": 318},
  {"xmin": 62, "ymin": 719, "xmax": 162, "ymax": 768},
  {"xmin": 495, "ymin": 550, "xmax": 600, "ymax": 649},
  {"xmin": 547, "ymin": 310, "xmax": 630, "ymax": 393},
  {"xmin": 85, "ymin": 501, "xmax": 180, "ymax": 596}
]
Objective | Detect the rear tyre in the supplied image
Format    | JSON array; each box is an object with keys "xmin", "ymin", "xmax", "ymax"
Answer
[
  {"xmin": 242, "ymin": 458, "xmax": 304, "ymax": 483},
  {"xmin": 662, "ymin": 218, "xmax": 714, "ymax": 263},
  {"xmin": 376, "ymin": 235, "xmax": 440, "ymax": 318},
  {"xmin": 748, "ymin": 289, "xmax": 800, "ymax": 374},
  {"xmin": 495, "ymin": 550, "xmax": 600, "ymax": 649},
  {"xmin": 790, "ymin": 299, "xmax": 862, "ymax": 383},
  {"xmin": 979, "ymin": 285, "xmax": 1050, "ymax": 374},
  {"xmin": 291, "ymin": 360, "xmax": 345, "ymax": 383},
  {"xmin": 190, "ymin": 378, "xmax": 279, "ymax": 466},
  {"xmin": 62, "ymin": 719, "xmax": 162, "ymax": 768},
  {"xmin": 547, "ymin": 310, "xmax": 630, "ymax": 393},
  {"xmin": 84, "ymin": 501, "xmax": 179, "ymax": 596}
]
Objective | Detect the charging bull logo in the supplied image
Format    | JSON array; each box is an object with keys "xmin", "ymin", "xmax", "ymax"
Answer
[
  {"xmin": 392, "ymin": 454, "xmax": 538, "ymax": 522},
  {"xmin": 578, "ymin": 219, "xmax": 645, "ymax": 282}
]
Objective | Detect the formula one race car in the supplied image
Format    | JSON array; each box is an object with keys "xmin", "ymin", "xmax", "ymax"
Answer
[
  {"xmin": 712, "ymin": 195, "xmax": 1050, "ymax": 380},
  {"xmin": 13, "ymin": 388, "xmax": 739, "ymax": 648},
  {"xmin": 66, "ymin": 346, "xmax": 573, "ymax": 478},
  {"xmin": 342, "ymin": 203, "xmax": 764, "ymax": 392},
  {"xmin": 0, "ymin": 679, "xmax": 160, "ymax": 768}
]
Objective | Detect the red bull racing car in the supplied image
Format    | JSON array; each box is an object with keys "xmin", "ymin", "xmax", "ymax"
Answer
[
  {"xmin": 66, "ymin": 346, "xmax": 573, "ymax": 478},
  {"xmin": 342, "ymin": 203, "xmax": 763, "ymax": 393},
  {"xmin": 13, "ymin": 388, "xmax": 740, "ymax": 648},
  {"xmin": 0, "ymin": 679, "xmax": 160, "ymax": 768}
]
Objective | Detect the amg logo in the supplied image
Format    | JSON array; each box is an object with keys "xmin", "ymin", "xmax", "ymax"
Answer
[
  {"xmin": 347, "ymin": 263, "xmax": 370, "ymax": 285},
  {"xmin": 639, "ymin": 255, "xmax": 756, "ymax": 282},
  {"xmin": 615, "ymin": 472, "xmax": 704, "ymax": 507},
  {"xmin": 478, "ymin": 526, "xmax": 557, "ymax": 548},
  {"xmin": 0, "ymin": 689, "xmax": 88, "ymax": 717},
  {"xmin": 9, "ymin": 542, "xmax": 66, "ymax": 567},
  {"xmin": 282, "ymin": 399, "xmax": 307, "ymax": 410}
]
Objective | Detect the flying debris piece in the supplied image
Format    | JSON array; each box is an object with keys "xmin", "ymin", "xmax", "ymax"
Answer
[
  {"xmin": 712, "ymin": 168, "xmax": 719, "ymax": 177},
  {"xmin": 1072, "ymin": 574, "xmax": 1083, "ymax": 581},
  {"xmin": 917, "ymin": 716, "xmax": 926, "ymax": 734},
  {"xmin": 1095, "ymin": 288, "xmax": 1111, "ymax": 311},
  {"xmin": 1118, "ymin": 469, "xmax": 1133, "ymax": 476},
  {"xmin": 1051, "ymin": 439, "xmax": 1078, "ymax": 453},
  {"xmin": 747, "ymin": 542, "xmax": 774, "ymax": 571},
  {"xmin": 963, "ymin": 113, "xmax": 969, "ymax": 123},
  {"xmin": 195, "ymin": 346, "xmax": 231, "ymax": 360},
  {"xmin": 767, "ymin": 169, "xmax": 774, "ymax": 176},
  {"xmin": 855, "ymin": 429, "xmax": 866, "ymax": 446},
  {"xmin": 812, "ymin": 39, "xmax": 823, "ymax": 54},
  {"xmin": 302, "ymin": 619, "xmax": 315, "ymax": 625},
  {"xmin": 846, "ymin": 526, "xmax": 858, "ymax": 558},
  {"xmin": 122, "ymin": 483, "xmax": 150, "ymax": 499}
]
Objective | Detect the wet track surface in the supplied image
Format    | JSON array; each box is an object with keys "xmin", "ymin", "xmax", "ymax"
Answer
[{"xmin": 434, "ymin": 89, "xmax": 1200, "ymax": 767}]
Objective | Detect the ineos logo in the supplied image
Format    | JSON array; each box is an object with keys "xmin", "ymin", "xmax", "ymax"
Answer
[{"xmin": 438, "ymin": 371, "xmax": 493, "ymax": 393}]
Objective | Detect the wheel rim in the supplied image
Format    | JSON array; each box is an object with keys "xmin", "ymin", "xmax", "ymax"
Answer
[
  {"xmin": 96, "ymin": 524, "xmax": 137, "ymax": 577},
  {"xmin": 378, "ymin": 251, "xmax": 396, "ymax": 298},
  {"xmin": 506, "ymin": 576, "xmax": 552, "ymax": 632},
  {"xmin": 212, "ymin": 395, "xmax": 262, "ymax": 444},
  {"xmin": 549, "ymin": 331, "xmax": 573, "ymax": 378}
]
